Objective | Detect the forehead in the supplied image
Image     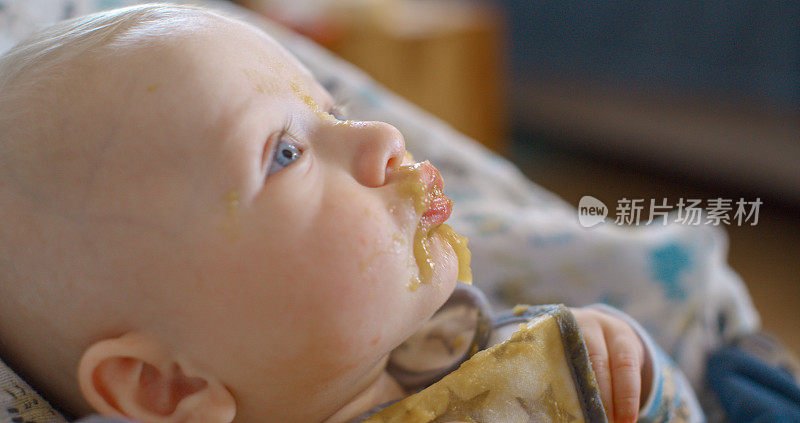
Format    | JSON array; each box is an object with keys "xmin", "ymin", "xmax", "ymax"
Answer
[
  {"xmin": 77, "ymin": 14, "xmax": 333, "ymax": 190},
  {"xmin": 94, "ymin": 12, "xmax": 335, "ymax": 158},
  {"xmin": 190, "ymin": 16, "xmax": 328, "ymax": 100},
  {"xmin": 114, "ymin": 13, "xmax": 329, "ymax": 106}
]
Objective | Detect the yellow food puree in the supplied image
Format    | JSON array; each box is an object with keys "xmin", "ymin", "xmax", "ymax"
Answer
[{"xmin": 396, "ymin": 164, "xmax": 473, "ymax": 290}]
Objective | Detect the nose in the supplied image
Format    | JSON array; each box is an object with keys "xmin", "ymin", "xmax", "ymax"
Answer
[{"xmin": 317, "ymin": 121, "xmax": 406, "ymax": 187}]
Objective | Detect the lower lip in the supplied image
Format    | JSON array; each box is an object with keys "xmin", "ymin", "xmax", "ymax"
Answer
[
  {"xmin": 421, "ymin": 195, "xmax": 452, "ymax": 229},
  {"xmin": 418, "ymin": 162, "xmax": 451, "ymax": 228}
]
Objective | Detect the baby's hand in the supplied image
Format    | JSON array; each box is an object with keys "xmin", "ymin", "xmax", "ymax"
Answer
[{"xmin": 571, "ymin": 307, "xmax": 650, "ymax": 423}]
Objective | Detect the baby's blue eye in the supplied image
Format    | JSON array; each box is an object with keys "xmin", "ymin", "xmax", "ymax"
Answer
[{"xmin": 268, "ymin": 140, "xmax": 302, "ymax": 175}]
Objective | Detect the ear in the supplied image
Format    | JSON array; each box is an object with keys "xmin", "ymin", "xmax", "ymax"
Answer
[{"xmin": 77, "ymin": 332, "xmax": 236, "ymax": 423}]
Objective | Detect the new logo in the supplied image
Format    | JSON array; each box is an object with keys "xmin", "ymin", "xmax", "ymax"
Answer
[{"xmin": 578, "ymin": 196, "xmax": 607, "ymax": 228}]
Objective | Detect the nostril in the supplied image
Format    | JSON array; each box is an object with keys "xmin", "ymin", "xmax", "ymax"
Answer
[
  {"xmin": 374, "ymin": 123, "xmax": 406, "ymax": 184},
  {"xmin": 386, "ymin": 155, "xmax": 402, "ymax": 173}
]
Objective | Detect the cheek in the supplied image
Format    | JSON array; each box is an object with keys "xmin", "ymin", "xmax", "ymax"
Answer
[
  {"xmin": 310, "ymin": 188, "xmax": 415, "ymax": 274},
  {"xmin": 293, "ymin": 200, "xmax": 424, "ymax": 346},
  {"xmin": 306, "ymin": 212, "xmax": 410, "ymax": 303},
  {"xmin": 221, "ymin": 185, "xmax": 440, "ymax": 367}
]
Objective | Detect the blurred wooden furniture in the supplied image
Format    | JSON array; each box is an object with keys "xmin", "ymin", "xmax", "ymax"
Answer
[{"xmin": 237, "ymin": 0, "xmax": 508, "ymax": 153}]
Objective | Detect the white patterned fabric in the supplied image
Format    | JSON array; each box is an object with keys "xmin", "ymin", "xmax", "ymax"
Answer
[{"xmin": 0, "ymin": 357, "xmax": 67, "ymax": 422}]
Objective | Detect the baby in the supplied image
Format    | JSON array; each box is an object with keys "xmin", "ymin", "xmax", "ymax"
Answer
[{"xmin": 0, "ymin": 4, "xmax": 699, "ymax": 422}]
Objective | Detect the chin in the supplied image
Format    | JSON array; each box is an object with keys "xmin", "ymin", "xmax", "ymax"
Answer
[{"xmin": 421, "ymin": 260, "xmax": 459, "ymax": 315}]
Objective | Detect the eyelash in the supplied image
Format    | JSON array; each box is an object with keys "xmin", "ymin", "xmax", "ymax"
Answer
[{"xmin": 329, "ymin": 93, "xmax": 349, "ymax": 121}]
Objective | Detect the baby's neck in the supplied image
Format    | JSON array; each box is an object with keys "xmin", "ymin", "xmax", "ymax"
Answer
[{"xmin": 323, "ymin": 370, "xmax": 404, "ymax": 423}]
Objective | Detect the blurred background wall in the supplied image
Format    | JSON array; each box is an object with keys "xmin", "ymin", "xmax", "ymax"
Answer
[
  {"xmin": 493, "ymin": 0, "xmax": 800, "ymax": 206},
  {"xmin": 499, "ymin": 1, "xmax": 799, "ymax": 110}
]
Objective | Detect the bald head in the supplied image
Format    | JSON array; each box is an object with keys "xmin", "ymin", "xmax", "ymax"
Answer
[
  {"xmin": 0, "ymin": 4, "xmax": 245, "ymax": 415},
  {"xmin": 0, "ymin": 4, "xmax": 216, "ymax": 211}
]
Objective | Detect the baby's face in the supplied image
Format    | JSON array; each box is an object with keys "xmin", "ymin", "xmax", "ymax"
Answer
[{"xmin": 80, "ymin": 13, "xmax": 459, "ymax": 421}]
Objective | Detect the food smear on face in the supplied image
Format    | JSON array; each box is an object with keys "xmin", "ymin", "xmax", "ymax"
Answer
[
  {"xmin": 409, "ymin": 229, "xmax": 435, "ymax": 291},
  {"xmin": 397, "ymin": 162, "xmax": 431, "ymax": 214},
  {"xmin": 433, "ymin": 224, "xmax": 472, "ymax": 284},
  {"xmin": 243, "ymin": 68, "xmax": 281, "ymax": 94},
  {"xmin": 396, "ymin": 162, "xmax": 473, "ymax": 290},
  {"xmin": 223, "ymin": 189, "xmax": 241, "ymax": 240},
  {"xmin": 289, "ymin": 79, "xmax": 372, "ymax": 127},
  {"xmin": 290, "ymin": 80, "xmax": 340, "ymax": 123},
  {"xmin": 290, "ymin": 80, "xmax": 320, "ymax": 112}
]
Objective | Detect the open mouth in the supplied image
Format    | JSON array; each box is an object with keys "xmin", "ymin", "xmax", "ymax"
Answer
[
  {"xmin": 395, "ymin": 160, "xmax": 471, "ymax": 289},
  {"xmin": 421, "ymin": 194, "xmax": 453, "ymax": 229},
  {"xmin": 418, "ymin": 162, "xmax": 453, "ymax": 231},
  {"xmin": 394, "ymin": 160, "xmax": 453, "ymax": 229}
]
